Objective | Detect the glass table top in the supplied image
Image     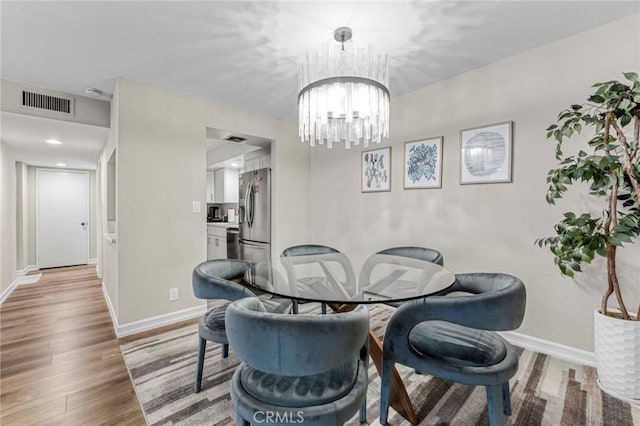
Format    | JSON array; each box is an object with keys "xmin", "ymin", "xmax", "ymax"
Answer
[{"xmin": 242, "ymin": 252, "xmax": 455, "ymax": 305}]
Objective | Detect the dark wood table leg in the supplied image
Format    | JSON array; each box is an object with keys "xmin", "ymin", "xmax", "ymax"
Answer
[{"xmin": 329, "ymin": 304, "xmax": 419, "ymax": 425}]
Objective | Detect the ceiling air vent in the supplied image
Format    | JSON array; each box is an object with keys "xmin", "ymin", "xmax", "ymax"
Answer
[
  {"xmin": 223, "ymin": 135, "xmax": 247, "ymax": 143},
  {"xmin": 18, "ymin": 88, "xmax": 75, "ymax": 116}
]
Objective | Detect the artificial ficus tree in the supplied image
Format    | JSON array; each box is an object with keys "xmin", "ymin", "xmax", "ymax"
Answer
[{"xmin": 537, "ymin": 72, "xmax": 640, "ymax": 320}]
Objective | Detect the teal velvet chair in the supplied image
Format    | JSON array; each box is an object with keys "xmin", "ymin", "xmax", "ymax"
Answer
[
  {"xmin": 359, "ymin": 246, "xmax": 444, "ymax": 308},
  {"xmin": 281, "ymin": 244, "xmax": 356, "ymax": 314},
  {"xmin": 192, "ymin": 260, "xmax": 292, "ymax": 393},
  {"xmin": 379, "ymin": 273, "xmax": 526, "ymax": 426},
  {"xmin": 226, "ymin": 297, "xmax": 370, "ymax": 426}
]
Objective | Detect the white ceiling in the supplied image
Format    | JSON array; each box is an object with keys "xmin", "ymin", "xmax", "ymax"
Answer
[
  {"xmin": 1, "ymin": 1, "xmax": 638, "ymax": 124},
  {"xmin": 1, "ymin": 112, "xmax": 109, "ymax": 170}
]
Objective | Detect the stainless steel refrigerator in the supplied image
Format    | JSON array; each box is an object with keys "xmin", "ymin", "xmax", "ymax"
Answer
[{"xmin": 239, "ymin": 168, "xmax": 271, "ymax": 262}]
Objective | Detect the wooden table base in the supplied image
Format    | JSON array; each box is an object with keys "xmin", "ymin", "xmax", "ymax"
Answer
[
  {"xmin": 368, "ymin": 331, "xmax": 419, "ymax": 425},
  {"xmin": 330, "ymin": 304, "xmax": 418, "ymax": 425}
]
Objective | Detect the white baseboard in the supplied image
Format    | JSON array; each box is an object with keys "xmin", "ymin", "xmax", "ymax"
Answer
[
  {"xmin": 101, "ymin": 282, "xmax": 119, "ymax": 335},
  {"xmin": 88, "ymin": 258, "xmax": 97, "ymax": 265},
  {"xmin": 116, "ymin": 305, "xmax": 206, "ymax": 338},
  {"xmin": 0, "ymin": 279, "xmax": 19, "ymax": 305},
  {"xmin": 16, "ymin": 265, "xmax": 39, "ymax": 276},
  {"xmin": 100, "ymin": 282, "xmax": 205, "ymax": 338},
  {"xmin": 501, "ymin": 331, "xmax": 596, "ymax": 367},
  {"xmin": 1, "ymin": 272, "xmax": 44, "ymax": 305},
  {"xmin": 15, "ymin": 273, "xmax": 42, "ymax": 285}
]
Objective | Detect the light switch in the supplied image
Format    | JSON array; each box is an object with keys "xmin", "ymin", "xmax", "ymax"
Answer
[{"xmin": 192, "ymin": 201, "xmax": 201, "ymax": 213}]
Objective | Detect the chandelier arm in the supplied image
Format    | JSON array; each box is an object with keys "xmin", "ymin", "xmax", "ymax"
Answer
[{"xmin": 297, "ymin": 76, "xmax": 390, "ymax": 100}]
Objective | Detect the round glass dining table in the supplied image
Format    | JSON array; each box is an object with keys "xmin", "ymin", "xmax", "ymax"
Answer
[
  {"xmin": 241, "ymin": 251, "xmax": 456, "ymax": 425},
  {"xmin": 242, "ymin": 251, "xmax": 455, "ymax": 306}
]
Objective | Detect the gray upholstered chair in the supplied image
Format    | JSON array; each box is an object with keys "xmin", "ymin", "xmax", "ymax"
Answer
[
  {"xmin": 359, "ymin": 246, "xmax": 444, "ymax": 308},
  {"xmin": 376, "ymin": 246, "xmax": 443, "ymax": 266},
  {"xmin": 380, "ymin": 273, "xmax": 526, "ymax": 426},
  {"xmin": 192, "ymin": 260, "xmax": 292, "ymax": 393},
  {"xmin": 226, "ymin": 297, "xmax": 370, "ymax": 426},
  {"xmin": 281, "ymin": 244, "xmax": 356, "ymax": 314}
]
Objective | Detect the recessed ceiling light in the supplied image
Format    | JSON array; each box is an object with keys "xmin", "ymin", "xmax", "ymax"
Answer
[
  {"xmin": 46, "ymin": 139, "xmax": 62, "ymax": 145},
  {"xmin": 56, "ymin": 163, "xmax": 67, "ymax": 167},
  {"xmin": 230, "ymin": 163, "xmax": 239, "ymax": 167}
]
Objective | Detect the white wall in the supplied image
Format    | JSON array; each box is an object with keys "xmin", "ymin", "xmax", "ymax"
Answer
[
  {"xmin": 99, "ymin": 79, "xmax": 119, "ymax": 314},
  {"xmin": 309, "ymin": 15, "xmax": 640, "ymax": 352},
  {"xmin": 15, "ymin": 161, "xmax": 28, "ymax": 270},
  {"xmin": 101, "ymin": 78, "xmax": 310, "ymax": 325},
  {"xmin": 0, "ymin": 141, "xmax": 17, "ymax": 293}
]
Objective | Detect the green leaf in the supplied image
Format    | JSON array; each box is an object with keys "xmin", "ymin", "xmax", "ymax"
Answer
[
  {"xmin": 608, "ymin": 236, "xmax": 623, "ymax": 247},
  {"xmin": 617, "ymin": 233, "xmax": 633, "ymax": 243},
  {"xmin": 569, "ymin": 262, "xmax": 582, "ymax": 272},
  {"xmin": 611, "ymin": 83, "xmax": 628, "ymax": 93},
  {"xmin": 589, "ymin": 94, "xmax": 605, "ymax": 103},
  {"xmin": 623, "ymin": 71, "xmax": 639, "ymax": 82}
]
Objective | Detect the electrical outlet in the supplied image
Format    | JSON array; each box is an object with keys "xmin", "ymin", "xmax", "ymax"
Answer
[
  {"xmin": 192, "ymin": 201, "xmax": 201, "ymax": 213},
  {"xmin": 169, "ymin": 288, "xmax": 179, "ymax": 302}
]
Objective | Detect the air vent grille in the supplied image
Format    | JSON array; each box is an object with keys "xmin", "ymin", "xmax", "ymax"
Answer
[
  {"xmin": 20, "ymin": 89, "xmax": 73, "ymax": 114},
  {"xmin": 224, "ymin": 135, "xmax": 247, "ymax": 143}
]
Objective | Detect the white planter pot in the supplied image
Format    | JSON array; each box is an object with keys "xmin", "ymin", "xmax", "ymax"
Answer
[{"xmin": 594, "ymin": 309, "xmax": 640, "ymax": 403}]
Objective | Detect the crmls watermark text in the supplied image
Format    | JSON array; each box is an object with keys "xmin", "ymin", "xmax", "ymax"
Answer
[{"xmin": 252, "ymin": 410, "xmax": 305, "ymax": 423}]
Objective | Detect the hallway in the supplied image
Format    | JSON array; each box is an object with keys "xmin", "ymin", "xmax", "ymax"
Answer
[{"xmin": 0, "ymin": 265, "xmax": 145, "ymax": 424}]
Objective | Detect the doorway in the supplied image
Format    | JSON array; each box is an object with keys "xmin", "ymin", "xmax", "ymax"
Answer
[{"xmin": 36, "ymin": 169, "xmax": 89, "ymax": 268}]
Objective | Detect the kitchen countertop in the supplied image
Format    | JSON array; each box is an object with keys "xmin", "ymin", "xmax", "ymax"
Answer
[{"xmin": 207, "ymin": 222, "xmax": 239, "ymax": 228}]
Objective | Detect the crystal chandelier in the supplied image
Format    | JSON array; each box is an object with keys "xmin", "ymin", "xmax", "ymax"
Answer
[{"xmin": 298, "ymin": 27, "xmax": 390, "ymax": 149}]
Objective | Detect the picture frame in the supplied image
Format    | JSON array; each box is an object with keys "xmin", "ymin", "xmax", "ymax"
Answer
[
  {"xmin": 460, "ymin": 121, "xmax": 513, "ymax": 184},
  {"xmin": 403, "ymin": 137, "xmax": 443, "ymax": 189},
  {"xmin": 361, "ymin": 146, "xmax": 391, "ymax": 192}
]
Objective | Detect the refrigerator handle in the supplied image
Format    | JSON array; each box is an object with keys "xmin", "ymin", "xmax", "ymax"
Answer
[
  {"xmin": 244, "ymin": 182, "xmax": 252, "ymax": 227},
  {"xmin": 248, "ymin": 187, "xmax": 255, "ymax": 227},
  {"xmin": 240, "ymin": 240, "xmax": 267, "ymax": 248}
]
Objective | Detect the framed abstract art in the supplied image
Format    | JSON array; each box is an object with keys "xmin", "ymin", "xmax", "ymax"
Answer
[
  {"xmin": 361, "ymin": 147, "xmax": 391, "ymax": 192},
  {"xmin": 460, "ymin": 121, "xmax": 513, "ymax": 184},
  {"xmin": 403, "ymin": 137, "xmax": 443, "ymax": 189}
]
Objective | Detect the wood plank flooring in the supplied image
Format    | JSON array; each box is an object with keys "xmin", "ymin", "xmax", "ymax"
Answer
[{"xmin": 0, "ymin": 265, "xmax": 196, "ymax": 425}]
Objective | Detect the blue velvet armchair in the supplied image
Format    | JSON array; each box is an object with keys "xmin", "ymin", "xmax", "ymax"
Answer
[
  {"xmin": 359, "ymin": 246, "xmax": 444, "ymax": 308},
  {"xmin": 192, "ymin": 260, "xmax": 291, "ymax": 393},
  {"xmin": 281, "ymin": 244, "xmax": 355, "ymax": 314},
  {"xmin": 226, "ymin": 297, "xmax": 370, "ymax": 426},
  {"xmin": 380, "ymin": 273, "xmax": 526, "ymax": 426}
]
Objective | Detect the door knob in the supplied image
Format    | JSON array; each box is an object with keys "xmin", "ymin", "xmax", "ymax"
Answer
[{"xmin": 81, "ymin": 222, "xmax": 86, "ymax": 226}]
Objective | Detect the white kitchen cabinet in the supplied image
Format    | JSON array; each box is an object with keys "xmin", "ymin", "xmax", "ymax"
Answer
[
  {"xmin": 244, "ymin": 152, "xmax": 271, "ymax": 172},
  {"xmin": 212, "ymin": 168, "xmax": 239, "ymax": 203},
  {"xmin": 207, "ymin": 225, "xmax": 227, "ymax": 259},
  {"xmin": 244, "ymin": 157, "xmax": 259, "ymax": 172},
  {"xmin": 260, "ymin": 154, "xmax": 270, "ymax": 169},
  {"xmin": 206, "ymin": 234, "xmax": 215, "ymax": 259},
  {"xmin": 211, "ymin": 235, "xmax": 227, "ymax": 259},
  {"xmin": 206, "ymin": 171, "xmax": 215, "ymax": 203}
]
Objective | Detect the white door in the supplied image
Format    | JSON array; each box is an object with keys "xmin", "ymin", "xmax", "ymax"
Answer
[{"xmin": 37, "ymin": 169, "xmax": 89, "ymax": 268}]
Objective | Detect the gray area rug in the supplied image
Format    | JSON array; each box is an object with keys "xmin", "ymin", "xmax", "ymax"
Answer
[{"xmin": 120, "ymin": 305, "xmax": 639, "ymax": 425}]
